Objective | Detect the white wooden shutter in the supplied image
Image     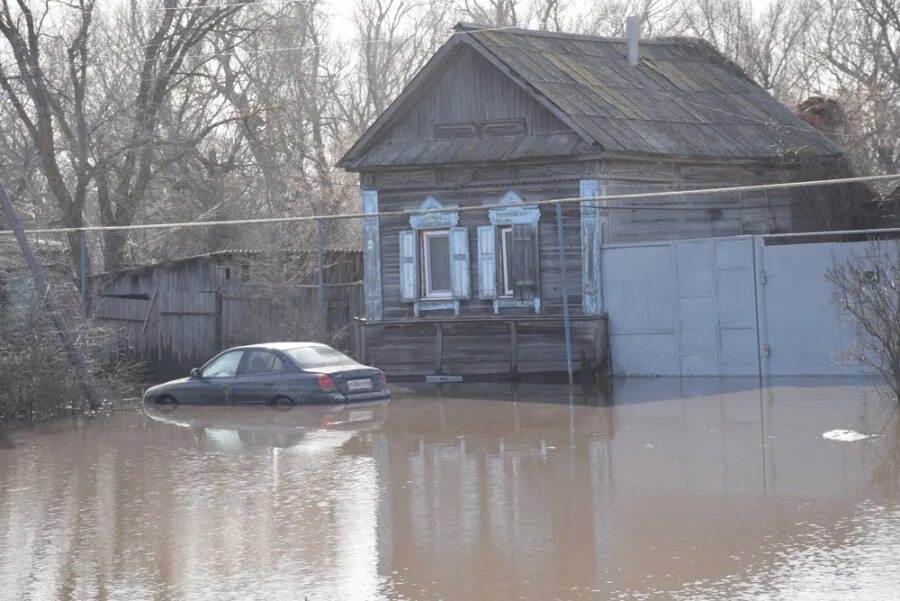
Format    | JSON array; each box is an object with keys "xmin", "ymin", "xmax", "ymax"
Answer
[
  {"xmin": 398, "ymin": 230, "xmax": 417, "ymax": 302},
  {"xmin": 362, "ymin": 190, "xmax": 382, "ymax": 320},
  {"xmin": 580, "ymin": 179, "xmax": 602, "ymax": 314},
  {"xmin": 449, "ymin": 226, "xmax": 471, "ymax": 299},
  {"xmin": 477, "ymin": 225, "xmax": 497, "ymax": 299}
]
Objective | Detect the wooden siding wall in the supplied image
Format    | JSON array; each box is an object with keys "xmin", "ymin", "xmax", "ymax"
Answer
[
  {"xmin": 377, "ymin": 181, "xmax": 584, "ymax": 319},
  {"xmin": 381, "ymin": 45, "xmax": 571, "ymax": 145},
  {"xmin": 367, "ymin": 157, "xmax": 808, "ymax": 321},
  {"xmin": 357, "ymin": 316, "xmax": 607, "ymax": 379},
  {"xmin": 93, "ymin": 252, "xmax": 363, "ymax": 376},
  {"xmin": 600, "ymin": 160, "xmax": 798, "ymax": 243}
]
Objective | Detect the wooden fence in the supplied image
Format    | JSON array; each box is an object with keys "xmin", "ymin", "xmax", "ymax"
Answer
[
  {"xmin": 91, "ymin": 250, "xmax": 363, "ymax": 376},
  {"xmin": 95, "ymin": 282, "xmax": 363, "ymax": 377}
]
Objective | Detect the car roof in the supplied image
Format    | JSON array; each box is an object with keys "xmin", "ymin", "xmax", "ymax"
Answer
[{"xmin": 230, "ymin": 342, "xmax": 331, "ymax": 352}]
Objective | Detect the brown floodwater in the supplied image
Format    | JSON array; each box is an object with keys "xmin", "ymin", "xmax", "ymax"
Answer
[{"xmin": 1, "ymin": 378, "xmax": 899, "ymax": 601}]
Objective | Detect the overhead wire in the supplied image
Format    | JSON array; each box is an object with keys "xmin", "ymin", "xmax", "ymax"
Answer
[{"xmin": 2, "ymin": 172, "xmax": 898, "ymax": 236}]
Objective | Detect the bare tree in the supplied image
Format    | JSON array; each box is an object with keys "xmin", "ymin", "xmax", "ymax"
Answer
[
  {"xmin": 458, "ymin": 0, "xmax": 520, "ymax": 25},
  {"xmin": 828, "ymin": 242, "xmax": 900, "ymax": 401},
  {"xmin": 336, "ymin": 0, "xmax": 449, "ymax": 140},
  {"xmin": 812, "ymin": 0, "xmax": 900, "ymax": 177},
  {"xmin": 0, "ymin": 0, "xmax": 251, "ymax": 272}
]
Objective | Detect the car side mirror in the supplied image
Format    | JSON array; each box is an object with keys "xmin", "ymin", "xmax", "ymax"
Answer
[{"xmin": 190, "ymin": 367, "xmax": 201, "ymax": 379}]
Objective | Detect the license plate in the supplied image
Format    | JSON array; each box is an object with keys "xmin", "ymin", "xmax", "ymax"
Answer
[
  {"xmin": 348, "ymin": 410, "xmax": 374, "ymax": 422},
  {"xmin": 347, "ymin": 379, "xmax": 372, "ymax": 391}
]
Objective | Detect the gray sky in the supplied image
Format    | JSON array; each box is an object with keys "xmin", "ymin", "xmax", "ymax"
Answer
[{"xmin": 319, "ymin": 0, "xmax": 780, "ymax": 41}]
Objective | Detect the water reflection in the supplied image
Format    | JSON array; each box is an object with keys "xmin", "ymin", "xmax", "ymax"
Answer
[
  {"xmin": 143, "ymin": 400, "xmax": 390, "ymax": 450},
  {"xmin": 0, "ymin": 378, "xmax": 898, "ymax": 600}
]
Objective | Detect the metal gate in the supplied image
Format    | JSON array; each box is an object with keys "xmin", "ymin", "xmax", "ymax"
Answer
[
  {"xmin": 603, "ymin": 235, "xmax": 896, "ymax": 377},
  {"xmin": 603, "ymin": 237, "xmax": 759, "ymax": 377}
]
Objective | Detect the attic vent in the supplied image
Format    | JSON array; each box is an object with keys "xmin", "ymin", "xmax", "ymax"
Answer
[
  {"xmin": 435, "ymin": 123, "xmax": 477, "ymax": 139},
  {"xmin": 434, "ymin": 119, "xmax": 527, "ymax": 140},
  {"xmin": 482, "ymin": 118, "xmax": 526, "ymax": 137}
]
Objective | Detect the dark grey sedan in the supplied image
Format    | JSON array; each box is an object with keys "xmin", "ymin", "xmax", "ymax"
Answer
[{"xmin": 142, "ymin": 342, "xmax": 389, "ymax": 406}]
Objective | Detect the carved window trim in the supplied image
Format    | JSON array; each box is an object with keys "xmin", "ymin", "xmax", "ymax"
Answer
[
  {"xmin": 484, "ymin": 191, "xmax": 541, "ymax": 314},
  {"xmin": 488, "ymin": 191, "xmax": 540, "ymax": 226},
  {"xmin": 405, "ymin": 196, "xmax": 464, "ymax": 317},
  {"xmin": 408, "ymin": 196, "xmax": 459, "ymax": 230}
]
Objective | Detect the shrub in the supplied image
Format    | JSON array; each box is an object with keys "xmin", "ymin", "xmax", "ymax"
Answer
[{"xmin": 828, "ymin": 242, "xmax": 900, "ymax": 401}]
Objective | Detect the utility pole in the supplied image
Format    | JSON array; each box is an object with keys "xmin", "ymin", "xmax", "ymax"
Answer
[
  {"xmin": 0, "ymin": 182, "xmax": 100, "ymax": 411},
  {"xmin": 555, "ymin": 203, "xmax": 574, "ymax": 385},
  {"xmin": 316, "ymin": 219, "xmax": 326, "ymax": 340}
]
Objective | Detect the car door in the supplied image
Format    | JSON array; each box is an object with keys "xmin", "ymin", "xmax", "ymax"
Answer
[
  {"xmin": 231, "ymin": 350, "xmax": 284, "ymax": 404},
  {"xmin": 184, "ymin": 350, "xmax": 244, "ymax": 404}
]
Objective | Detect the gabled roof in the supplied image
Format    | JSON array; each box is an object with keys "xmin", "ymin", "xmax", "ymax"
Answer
[{"xmin": 340, "ymin": 24, "xmax": 842, "ymax": 169}]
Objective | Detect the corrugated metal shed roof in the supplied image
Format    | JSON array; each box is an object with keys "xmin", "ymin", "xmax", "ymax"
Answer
[{"xmin": 341, "ymin": 25, "xmax": 842, "ymax": 167}]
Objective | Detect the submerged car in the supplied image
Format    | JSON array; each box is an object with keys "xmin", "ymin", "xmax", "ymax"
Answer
[{"xmin": 143, "ymin": 342, "xmax": 389, "ymax": 406}]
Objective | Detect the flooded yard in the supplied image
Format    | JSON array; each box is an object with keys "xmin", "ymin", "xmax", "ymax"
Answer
[{"xmin": 1, "ymin": 378, "xmax": 899, "ymax": 600}]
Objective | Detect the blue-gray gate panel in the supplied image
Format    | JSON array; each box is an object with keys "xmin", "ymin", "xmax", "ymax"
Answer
[
  {"xmin": 759, "ymin": 240, "xmax": 876, "ymax": 376},
  {"xmin": 714, "ymin": 238, "xmax": 758, "ymax": 376},
  {"xmin": 675, "ymin": 240, "xmax": 719, "ymax": 375},
  {"xmin": 604, "ymin": 235, "xmax": 896, "ymax": 377},
  {"xmin": 605, "ymin": 236, "xmax": 759, "ymax": 377},
  {"xmin": 603, "ymin": 243, "xmax": 679, "ymax": 376}
]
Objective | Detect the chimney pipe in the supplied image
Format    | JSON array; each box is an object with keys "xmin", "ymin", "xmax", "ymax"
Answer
[{"xmin": 626, "ymin": 15, "xmax": 639, "ymax": 66}]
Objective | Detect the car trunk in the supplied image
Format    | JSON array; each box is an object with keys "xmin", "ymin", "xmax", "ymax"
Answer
[{"xmin": 314, "ymin": 364, "xmax": 383, "ymax": 395}]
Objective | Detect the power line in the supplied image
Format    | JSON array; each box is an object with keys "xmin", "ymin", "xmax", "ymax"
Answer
[
  {"xmin": 151, "ymin": 0, "xmax": 308, "ymax": 11},
  {"xmin": 2, "ymin": 173, "xmax": 897, "ymax": 236},
  {"xmin": 184, "ymin": 24, "xmax": 519, "ymax": 62}
]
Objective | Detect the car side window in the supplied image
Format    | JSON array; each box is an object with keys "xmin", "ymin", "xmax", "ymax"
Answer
[
  {"xmin": 201, "ymin": 351, "xmax": 244, "ymax": 378},
  {"xmin": 238, "ymin": 350, "xmax": 283, "ymax": 376}
]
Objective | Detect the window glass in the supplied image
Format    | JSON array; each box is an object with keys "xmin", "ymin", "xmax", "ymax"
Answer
[
  {"xmin": 501, "ymin": 227, "xmax": 514, "ymax": 297},
  {"xmin": 202, "ymin": 351, "xmax": 244, "ymax": 378},
  {"xmin": 425, "ymin": 231, "xmax": 451, "ymax": 296},
  {"xmin": 285, "ymin": 346, "xmax": 357, "ymax": 369},
  {"xmin": 239, "ymin": 350, "xmax": 283, "ymax": 376}
]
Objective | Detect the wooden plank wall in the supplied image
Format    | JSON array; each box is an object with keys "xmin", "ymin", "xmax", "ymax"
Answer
[
  {"xmin": 382, "ymin": 45, "xmax": 571, "ymax": 145},
  {"xmin": 377, "ymin": 181, "xmax": 584, "ymax": 320},
  {"xmin": 92, "ymin": 252, "xmax": 363, "ymax": 376},
  {"xmin": 368, "ymin": 157, "xmax": 811, "ymax": 322},
  {"xmin": 360, "ymin": 317, "xmax": 607, "ymax": 379},
  {"xmin": 158, "ymin": 291, "xmax": 217, "ymax": 373},
  {"xmin": 601, "ymin": 160, "xmax": 796, "ymax": 243}
]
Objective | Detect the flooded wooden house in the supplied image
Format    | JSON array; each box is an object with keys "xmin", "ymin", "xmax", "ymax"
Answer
[
  {"xmin": 92, "ymin": 249, "xmax": 362, "ymax": 376},
  {"xmin": 338, "ymin": 23, "xmax": 845, "ymax": 379}
]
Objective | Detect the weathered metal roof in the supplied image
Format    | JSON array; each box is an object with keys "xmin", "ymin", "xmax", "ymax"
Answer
[
  {"xmin": 341, "ymin": 25, "xmax": 842, "ymax": 167},
  {"xmin": 467, "ymin": 27, "xmax": 840, "ymax": 158}
]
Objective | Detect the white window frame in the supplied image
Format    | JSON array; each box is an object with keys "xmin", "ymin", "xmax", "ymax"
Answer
[
  {"xmin": 484, "ymin": 190, "xmax": 541, "ymax": 314},
  {"xmin": 499, "ymin": 226, "xmax": 514, "ymax": 297},
  {"xmin": 422, "ymin": 229, "xmax": 452, "ymax": 299}
]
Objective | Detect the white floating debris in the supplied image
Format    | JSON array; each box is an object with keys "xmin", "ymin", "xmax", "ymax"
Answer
[{"xmin": 822, "ymin": 429, "xmax": 870, "ymax": 442}]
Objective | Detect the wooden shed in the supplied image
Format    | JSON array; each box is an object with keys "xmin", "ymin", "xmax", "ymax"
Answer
[
  {"xmin": 92, "ymin": 249, "xmax": 362, "ymax": 377},
  {"xmin": 339, "ymin": 24, "xmax": 848, "ymax": 379}
]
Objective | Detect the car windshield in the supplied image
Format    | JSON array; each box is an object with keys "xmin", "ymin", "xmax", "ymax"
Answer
[{"xmin": 285, "ymin": 345, "xmax": 357, "ymax": 369}]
